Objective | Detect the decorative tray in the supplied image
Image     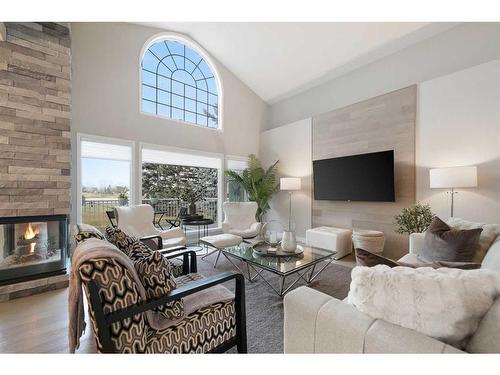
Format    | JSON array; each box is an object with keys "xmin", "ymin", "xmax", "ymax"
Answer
[{"xmin": 252, "ymin": 242, "xmax": 304, "ymax": 257}]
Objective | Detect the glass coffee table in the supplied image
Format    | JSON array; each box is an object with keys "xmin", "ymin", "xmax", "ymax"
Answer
[{"xmin": 221, "ymin": 243, "xmax": 336, "ymax": 297}]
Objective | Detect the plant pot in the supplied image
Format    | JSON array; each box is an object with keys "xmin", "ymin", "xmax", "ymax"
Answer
[
  {"xmin": 118, "ymin": 198, "xmax": 128, "ymax": 206},
  {"xmin": 188, "ymin": 202, "xmax": 197, "ymax": 215},
  {"xmin": 150, "ymin": 198, "xmax": 159, "ymax": 205}
]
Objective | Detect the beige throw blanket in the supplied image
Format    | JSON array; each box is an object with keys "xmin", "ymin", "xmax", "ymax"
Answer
[{"xmin": 68, "ymin": 238, "xmax": 234, "ymax": 353}]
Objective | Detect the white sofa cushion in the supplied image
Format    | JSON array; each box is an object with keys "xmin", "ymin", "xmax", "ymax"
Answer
[
  {"xmin": 447, "ymin": 217, "xmax": 500, "ymax": 263},
  {"xmin": 347, "ymin": 265, "xmax": 500, "ymax": 347},
  {"xmin": 466, "ymin": 298, "xmax": 500, "ymax": 353}
]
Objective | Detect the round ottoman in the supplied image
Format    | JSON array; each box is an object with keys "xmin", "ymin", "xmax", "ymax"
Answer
[{"xmin": 352, "ymin": 229, "xmax": 385, "ymax": 254}]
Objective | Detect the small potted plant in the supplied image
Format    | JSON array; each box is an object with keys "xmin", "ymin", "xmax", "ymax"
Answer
[
  {"xmin": 149, "ymin": 194, "xmax": 159, "ymax": 206},
  {"xmin": 394, "ymin": 203, "xmax": 434, "ymax": 235},
  {"xmin": 118, "ymin": 192, "xmax": 128, "ymax": 206}
]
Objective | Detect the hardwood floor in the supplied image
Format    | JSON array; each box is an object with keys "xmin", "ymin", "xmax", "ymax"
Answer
[{"xmin": 0, "ymin": 288, "xmax": 96, "ymax": 353}]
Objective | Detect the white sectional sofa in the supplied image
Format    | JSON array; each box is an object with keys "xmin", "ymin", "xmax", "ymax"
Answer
[{"xmin": 284, "ymin": 220, "xmax": 500, "ymax": 353}]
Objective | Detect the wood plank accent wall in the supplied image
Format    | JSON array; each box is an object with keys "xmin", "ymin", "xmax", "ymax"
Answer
[
  {"xmin": 312, "ymin": 85, "xmax": 416, "ymax": 259},
  {"xmin": 0, "ymin": 23, "xmax": 71, "ymax": 217}
]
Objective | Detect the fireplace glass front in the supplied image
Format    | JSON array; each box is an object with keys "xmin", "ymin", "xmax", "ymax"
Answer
[{"xmin": 0, "ymin": 215, "xmax": 68, "ymax": 284}]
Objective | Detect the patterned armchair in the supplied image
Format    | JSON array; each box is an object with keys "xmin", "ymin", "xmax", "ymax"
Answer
[{"xmin": 72, "ymin": 227, "xmax": 247, "ymax": 354}]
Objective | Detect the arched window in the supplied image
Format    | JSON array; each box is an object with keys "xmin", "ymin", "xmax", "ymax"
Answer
[{"xmin": 141, "ymin": 35, "xmax": 221, "ymax": 129}]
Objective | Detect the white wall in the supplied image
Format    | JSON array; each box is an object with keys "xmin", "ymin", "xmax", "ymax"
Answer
[
  {"xmin": 260, "ymin": 119, "xmax": 312, "ymax": 238},
  {"xmin": 70, "ymin": 22, "xmax": 267, "ymax": 223},
  {"xmin": 267, "ymin": 23, "xmax": 500, "ymax": 130},
  {"xmin": 417, "ymin": 59, "xmax": 500, "ymax": 223}
]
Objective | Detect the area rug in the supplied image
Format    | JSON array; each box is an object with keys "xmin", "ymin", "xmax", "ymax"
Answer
[{"xmin": 196, "ymin": 254, "xmax": 353, "ymax": 353}]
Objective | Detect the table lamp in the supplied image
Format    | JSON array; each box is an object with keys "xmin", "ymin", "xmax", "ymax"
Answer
[
  {"xmin": 280, "ymin": 177, "xmax": 301, "ymax": 252},
  {"xmin": 429, "ymin": 166, "xmax": 477, "ymax": 217}
]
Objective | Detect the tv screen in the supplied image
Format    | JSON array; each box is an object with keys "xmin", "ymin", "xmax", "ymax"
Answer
[{"xmin": 313, "ymin": 150, "xmax": 395, "ymax": 202}]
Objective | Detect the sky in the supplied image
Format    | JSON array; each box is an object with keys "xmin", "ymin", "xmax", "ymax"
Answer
[{"xmin": 82, "ymin": 158, "xmax": 130, "ymax": 188}]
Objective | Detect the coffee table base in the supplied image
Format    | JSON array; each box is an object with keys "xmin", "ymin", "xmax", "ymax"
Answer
[{"xmin": 221, "ymin": 252, "xmax": 335, "ymax": 297}]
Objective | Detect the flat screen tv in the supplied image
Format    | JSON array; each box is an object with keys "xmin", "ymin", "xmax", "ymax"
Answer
[{"xmin": 313, "ymin": 150, "xmax": 395, "ymax": 202}]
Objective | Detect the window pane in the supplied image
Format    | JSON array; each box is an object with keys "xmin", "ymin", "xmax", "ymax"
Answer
[
  {"xmin": 172, "ymin": 107, "xmax": 184, "ymax": 121},
  {"xmin": 206, "ymin": 78, "xmax": 217, "ymax": 94},
  {"xmin": 142, "ymin": 99, "xmax": 156, "ymax": 114},
  {"xmin": 158, "ymin": 76, "xmax": 171, "ymax": 92},
  {"xmin": 197, "ymin": 102, "xmax": 208, "ymax": 116},
  {"xmin": 208, "ymin": 116, "xmax": 218, "ymax": 129},
  {"xmin": 81, "ymin": 156, "xmax": 131, "ymax": 232},
  {"xmin": 172, "ymin": 94, "xmax": 183, "ymax": 110},
  {"xmin": 208, "ymin": 93, "xmax": 218, "ymax": 106},
  {"xmin": 172, "ymin": 80, "xmax": 184, "ymax": 97},
  {"xmin": 158, "ymin": 104, "xmax": 170, "ymax": 117},
  {"xmin": 197, "ymin": 114, "xmax": 207, "ymax": 126},
  {"xmin": 142, "ymin": 69, "xmax": 156, "ymax": 86},
  {"xmin": 185, "ymin": 112, "xmax": 196, "ymax": 124},
  {"xmin": 142, "ymin": 50, "xmax": 158, "ymax": 72},
  {"xmin": 148, "ymin": 42, "xmax": 167, "ymax": 61},
  {"xmin": 158, "ymin": 90, "xmax": 170, "ymax": 106},
  {"xmin": 142, "ymin": 162, "xmax": 219, "ymax": 227},
  {"xmin": 197, "ymin": 89, "xmax": 208, "ymax": 103},
  {"xmin": 185, "ymin": 98, "xmax": 196, "ymax": 113},
  {"xmin": 141, "ymin": 39, "xmax": 221, "ymax": 129},
  {"xmin": 142, "ymin": 84, "xmax": 156, "ymax": 102}
]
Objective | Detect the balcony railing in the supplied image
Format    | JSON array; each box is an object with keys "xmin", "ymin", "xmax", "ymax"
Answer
[{"xmin": 82, "ymin": 197, "xmax": 218, "ymax": 230}]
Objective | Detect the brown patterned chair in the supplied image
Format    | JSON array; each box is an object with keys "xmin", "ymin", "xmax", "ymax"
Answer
[{"xmin": 73, "ymin": 226, "xmax": 247, "ymax": 354}]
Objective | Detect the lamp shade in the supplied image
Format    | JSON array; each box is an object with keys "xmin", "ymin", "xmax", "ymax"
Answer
[
  {"xmin": 429, "ymin": 166, "xmax": 477, "ymax": 188},
  {"xmin": 280, "ymin": 177, "xmax": 301, "ymax": 191}
]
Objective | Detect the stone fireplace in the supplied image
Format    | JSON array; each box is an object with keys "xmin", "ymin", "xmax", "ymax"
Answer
[
  {"xmin": 0, "ymin": 22, "xmax": 72, "ymax": 299},
  {"xmin": 0, "ymin": 215, "xmax": 68, "ymax": 284}
]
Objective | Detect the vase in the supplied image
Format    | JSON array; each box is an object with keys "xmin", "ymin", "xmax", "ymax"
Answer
[{"xmin": 281, "ymin": 230, "xmax": 297, "ymax": 252}]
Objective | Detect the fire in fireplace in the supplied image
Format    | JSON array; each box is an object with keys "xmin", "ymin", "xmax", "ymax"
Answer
[{"xmin": 0, "ymin": 215, "xmax": 68, "ymax": 284}]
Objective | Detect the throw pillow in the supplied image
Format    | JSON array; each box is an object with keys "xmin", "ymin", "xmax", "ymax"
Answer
[
  {"xmin": 447, "ymin": 217, "xmax": 500, "ymax": 263},
  {"xmin": 130, "ymin": 249, "xmax": 184, "ymax": 320},
  {"xmin": 347, "ymin": 265, "xmax": 500, "ymax": 347},
  {"xmin": 74, "ymin": 223, "xmax": 105, "ymax": 244},
  {"xmin": 105, "ymin": 227, "xmax": 143, "ymax": 256},
  {"xmin": 105, "ymin": 227, "xmax": 183, "ymax": 320},
  {"xmin": 355, "ymin": 248, "xmax": 400, "ymax": 267},
  {"xmin": 422, "ymin": 217, "xmax": 482, "ymax": 262},
  {"xmin": 356, "ymin": 248, "xmax": 480, "ymax": 270}
]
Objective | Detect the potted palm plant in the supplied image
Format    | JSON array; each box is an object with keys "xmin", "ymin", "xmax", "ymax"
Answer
[{"xmin": 225, "ymin": 154, "xmax": 280, "ymax": 222}]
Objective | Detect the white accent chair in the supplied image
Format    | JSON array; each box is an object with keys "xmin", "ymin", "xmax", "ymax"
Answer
[
  {"xmin": 222, "ymin": 202, "xmax": 261, "ymax": 239},
  {"xmin": 200, "ymin": 202, "xmax": 261, "ymax": 268},
  {"xmin": 114, "ymin": 204, "xmax": 187, "ymax": 250}
]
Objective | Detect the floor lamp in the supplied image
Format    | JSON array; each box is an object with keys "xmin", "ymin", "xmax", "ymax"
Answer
[
  {"xmin": 280, "ymin": 177, "xmax": 301, "ymax": 252},
  {"xmin": 429, "ymin": 166, "xmax": 477, "ymax": 217}
]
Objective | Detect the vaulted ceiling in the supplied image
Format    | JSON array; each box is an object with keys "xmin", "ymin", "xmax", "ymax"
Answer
[{"xmin": 137, "ymin": 23, "xmax": 457, "ymax": 103}]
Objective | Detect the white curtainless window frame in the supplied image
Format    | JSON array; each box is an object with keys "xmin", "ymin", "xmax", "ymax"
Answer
[
  {"xmin": 76, "ymin": 133, "xmax": 136, "ymax": 227},
  {"xmin": 140, "ymin": 33, "xmax": 223, "ymax": 131},
  {"xmin": 140, "ymin": 143, "xmax": 224, "ymax": 227}
]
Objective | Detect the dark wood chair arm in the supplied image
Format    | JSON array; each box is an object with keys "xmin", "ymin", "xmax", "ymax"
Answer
[
  {"xmin": 140, "ymin": 234, "xmax": 163, "ymax": 250},
  {"xmin": 164, "ymin": 249, "xmax": 197, "ymax": 274}
]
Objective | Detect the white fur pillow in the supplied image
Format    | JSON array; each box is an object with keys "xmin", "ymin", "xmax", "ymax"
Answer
[{"xmin": 347, "ymin": 265, "xmax": 500, "ymax": 347}]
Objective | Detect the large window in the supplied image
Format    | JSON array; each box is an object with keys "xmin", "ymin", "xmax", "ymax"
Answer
[
  {"xmin": 141, "ymin": 36, "xmax": 220, "ymax": 129},
  {"xmin": 141, "ymin": 146, "xmax": 223, "ymax": 228},
  {"xmin": 78, "ymin": 136, "xmax": 134, "ymax": 231}
]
